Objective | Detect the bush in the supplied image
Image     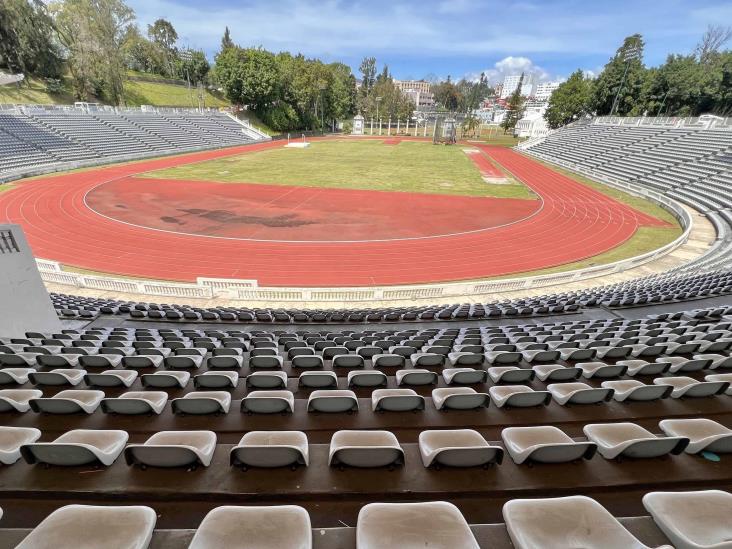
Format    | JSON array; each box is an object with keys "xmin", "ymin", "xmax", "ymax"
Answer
[
  {"xmin": 258, "ymin": 103, "xmax": 301, "ymax": 132},
  {"xmin": 342, "ymin": 120, "xmax": 353, "ymax": 134},
  {"xmin": 44, "ymin": 78, "xmax": 64, "ymax": 95}
]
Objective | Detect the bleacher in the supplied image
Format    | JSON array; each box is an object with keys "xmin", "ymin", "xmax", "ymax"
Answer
[{"xmin": 0, "ymin": 106, "xmax": 263, "ymax": 181}]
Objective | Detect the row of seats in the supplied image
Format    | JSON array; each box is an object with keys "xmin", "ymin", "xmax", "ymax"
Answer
[
  {"xmin": 3, "ymin": 418, "xmax": 730, "ymax": 468},
  {"xmin": 5, "ymin": 489, "xmax": 732, "ymax": 548}
]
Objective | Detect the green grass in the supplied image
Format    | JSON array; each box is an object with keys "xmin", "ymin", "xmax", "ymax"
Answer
[
  {"xmin": 139, "ymin": 140, "xmax": 535, "ymax": 199},
  {"xmin": 0, "ymin": 77, "xmax": 76, "ymax": 105}
]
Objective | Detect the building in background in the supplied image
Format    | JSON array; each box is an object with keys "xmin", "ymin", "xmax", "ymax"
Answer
[
  {"xmin": 534, "ymin": 81, "xmax": 561, "ymax": 101},
  {"xmin": 515, "ymin": 101, "xmax": 550, "ymax": 138},
  {"xmin": 402, "ymin": 89, "xmax": 435, "ymax": 108},
  {"xmin": 393, "ymin": 79, "xmax": 431, "ymax": 94},
  {"xmin": 500, "ymin": 73, "xmax": 535, "ymax": 98}
]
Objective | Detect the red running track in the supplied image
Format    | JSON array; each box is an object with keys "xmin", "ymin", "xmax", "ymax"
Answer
[{"xmin": 0, "ymin": 140, "xmax": 670, "ymax": 286}]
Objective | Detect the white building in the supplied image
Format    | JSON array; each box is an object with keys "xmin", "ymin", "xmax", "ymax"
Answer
[
  {"xmin": 534, "ymin": 81, "xmax": 561, "ymax": 101},
  {"xmin": 500, "ymin": 73, "xmax": 535, "ymax": 98},
  {"xmin": 403, "ymin": 89, "xmax": 435, "ymax": 108},
  {"xmin": 515, "ymin": 104, "xmax": 550, "ymax": 138},
  {"xmin": 394, "ymin": 79, "xmax": 431, "ymax": 94}
]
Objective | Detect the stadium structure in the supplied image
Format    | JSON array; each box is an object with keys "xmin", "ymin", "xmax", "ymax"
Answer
[{"xmin": 0, "ymin": 100, "xmax": 731, "ymax": 549}]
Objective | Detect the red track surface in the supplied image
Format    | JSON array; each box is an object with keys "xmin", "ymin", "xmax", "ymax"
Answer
[
  {"xmin": 465, "ymin": 148, "xmax": 504, "ymax": 178},
  {"xmin": 0, "ymin": 139, "xmax": 669, "ymax": 286}
]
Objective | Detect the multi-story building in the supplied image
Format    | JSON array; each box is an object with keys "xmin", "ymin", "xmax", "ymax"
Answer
[
  {"xmin": 534, "ymin": 81, "xmax": 561, "ymax": 101},
  {"xmin": 393, "ymin": 79, "xmax": 431, "ymax": 94},
  {"xmin": 403, "ymin": 89, "xmax": 435, "ymax": 108},
  {"xmin": 500, "ymin": 73, "xmax": 535, "ymax": 98}
]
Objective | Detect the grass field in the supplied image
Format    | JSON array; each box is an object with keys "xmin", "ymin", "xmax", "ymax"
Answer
[{"xmin": 140, "ymin": 140, "xmax": 535, "ymax": 199}]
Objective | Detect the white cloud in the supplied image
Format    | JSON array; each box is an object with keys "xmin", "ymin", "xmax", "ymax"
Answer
[{"xmin": 465, "ymin": 56, "xmax": 556, "ymax": 85}]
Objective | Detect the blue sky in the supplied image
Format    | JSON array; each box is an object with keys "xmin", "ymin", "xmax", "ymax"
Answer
[{"xmin": 126, "ymin": 0, "xmax": 732, "ymax": 83}]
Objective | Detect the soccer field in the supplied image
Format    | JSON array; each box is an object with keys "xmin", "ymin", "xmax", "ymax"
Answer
[{"xmin": 139, "ymin": 139, "xmax": 535, "ymax": 199}]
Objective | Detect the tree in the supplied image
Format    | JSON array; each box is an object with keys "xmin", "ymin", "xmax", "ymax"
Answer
[
  {"xmin": 593, "ymin": 34, "xmax": 646, "ymax": 115},
  {"xmin": 51, "ymin": 0, "xmax": 134, "ymax": 104},
  {"xmin": 177, "ymin": 50, "xmax": 209, "ymax": 84},
  {"xmin": 461, "ymin": 113, "xmax": 480, "ymax": 138},
  {"xmin": 501, "ymin": 72, "xmax": 525, "ymax": 133},
  {"xmin": 433, "ymin": 78, "xmax": 461, "ymax": 111},
  {"xmin": 456, "ymin": 73, "xmax": 492, "ymax": 112},
  {"xmin": 215, "ymin": 46, "xmax": 279, "ymax": 109},
  {"xmin": 220, "ymin": 26, "xmax": 234, "ymax": 53},
  {"xmin": 544, "ymin": 69, "xmax": 594, "ymax": 128},
  {"xmin": 0, "ymin": 0, "xmax": 62, "ymax": 78},
  {"xmin": 359, "ymin": 56, "xmax": 376, "ymax": 95},
  {"xmin": 147, "ymin": 18, "xmax": 177, "ymax": 76},
  {"xmin": 695, "ymin": 24, "xmax": 732, "ymax": 64}
]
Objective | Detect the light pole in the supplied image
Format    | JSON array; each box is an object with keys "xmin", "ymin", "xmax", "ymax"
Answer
[
  {"xmin": 375, "ymin": 96, "xmax": 382, "ymax": 130},
  {"xmin": 319, "ymin": 83, "xmax": 327, "ymax": 133},
  {"xmin": 610, "ymin": 45, "xmax": 642, "ymax": 116}
]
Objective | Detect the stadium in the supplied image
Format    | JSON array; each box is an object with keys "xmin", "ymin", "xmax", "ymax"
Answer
[{"xmin": 0, "ymin": 1, "xmax": 731, "ymax": 548}]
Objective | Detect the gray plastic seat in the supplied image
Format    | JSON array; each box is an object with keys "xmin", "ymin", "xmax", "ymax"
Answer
[
  {"xmin": 141, "ymin": 370, "xmax": 190, "ymax": 388},
  {"xmin": 30, "ymin": 389, "xmax": 104, "ymax": 414},
  {"xmin": 84, "ymin": 369, "xmax": 138, "ymax": 388},
  {"xmin": 357, "ymin": 501, "xmax": 479, "ymax": 549},
  {"xmin": 101, "ymin": 391, "xmax": 168, "ymax": 415},
  {"xmin": 332, "ymin": 354, "xmax": 365, "ymax": 368},
  {"xmin": 419, "ymin": 429, "xmax": 503, "ymax": 468},
  {"xmin": 548, "ymin": 382, "xmax": 613, "ymax": 405},
  {"xmin": 347, "ymin": 369, "xmax": 387, "ymax": 387},
  {"xmin": 246, "ymin": 371, "xmax": 288, "ymax": 389},
  {"xmin": 122, "ymin": 355, "xmax": 164, "ymax": 369},
  {"xmin": 442, "ymin": 367, "xmax": 487, "ymax": 385},
  {"xmin": 241, "ymin": 390, "xmax": 295, "ymax": 414},
  {"xmin": 653, "ymin": 376, "xmax": 729, "ymax": 398},
  {"xmin": 583, "ymin": 422, "xmax": 688, "ymax": 459},
  {"xmin": 643, "ymin": 490, "xmax": 732, "ymax": 549},
  {"xmin": 489, "ymin": 385, "xmax": 550, "ymax": 408},
  {"xmin": 125, "ymin": 430, "xmax": 216, "ymax": 468},
  {"xmin": 193, "ymin": 371, "xmax": 239, "ymax": 389},
  {"xmin": 307, "ymin": 390, "xmax": 358, "ymax": 413},
  {"xmin": 329, "ymin": 430, "xmax": 404, "ymax": 468},
  {"xmin": 396, "ymin": 368, "xmax": 438, "ymax": 386},
  {"xmin": 532, "ymin": 364, "xmax": 581, "ymax": 381},
  {"xmin": 617, "ymin": 359, "xmax": 671, "ymax": 376},
  {"xmin": 0, "ymin": 426, "xmax": 41, "ymax": 465},
  {"xmin": 249, "ymin": 355, "xmax": 284, "ymax": 369},
  {"xmin": 432, "ymin": 387, "xmax": 489, "ymax": 410},
  {"xmin": 21, "ymin": 429, "xmax": 128, "ymax": 466},
  {"xmin": 705, "ymin": 373, "xmax": 732, "ymax": 394},
  {"xmin": 501, "ymin": 426, "xmax": 597, "ymax": 464},
  {"xmin": 172, "ymin": 391, "xmax": 231, "ymax": 415},
  {"xmin": 298, "ymin": 370, "xmax": 338, "ymax": 388},
  {"xmin": 230, "ymin": 431, "xmax": 309, "ymax": 469},
  {"xmin": 14, "ymin": 504, "xmax": 157, "ymax": 549},
  {"xmin": 488, "ymin": 366, "xmax": 534, "ymax": 384},
  {"xmin": 602, "ymin": 380, "xmax": 672, "ymax": 402},
  {"xmin": 0, "ymin": 367, "xmax": 36, "ymax": 384},
  {"xmin": 577, "ymin": 361, "xmax": 627, "ymax": 379},
  {"xmin": 29, "ymin": 369, "xmax": 86, "ymax": 386},
  {"xmin": 188, "ymin": 505, "xmax": 312, "ymax": 549},
  {"xmin": 658, "ymin": 418, "xmax": 732, "ymax": 454},
  {"xmin": 371, "ymin": 388, "xmax": 425, "ymax": 412}
]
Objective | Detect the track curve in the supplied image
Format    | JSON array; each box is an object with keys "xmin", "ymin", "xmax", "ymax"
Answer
[{"xmin": 0, "ymin": 139, "xmax": 669, "ymax": 286}]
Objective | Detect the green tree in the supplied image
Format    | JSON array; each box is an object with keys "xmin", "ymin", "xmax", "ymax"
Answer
[
  {"xmin": 433, "ymin": 77, "xmax": 461, "ymax": 111},
  {"xmin": 220, "ymin": 26, "xmax": 234, "ymax": 53},
  {"xmin": 544, "ymin": 69, "xmax": 594, "ymax": 128},
  {"xmin": 593, "ymin": 34, "xmax": 646, "ymax": 115},
  {"xmin": 215, "ymin": 46, "xmax": 279, "ymax": 109},
  {"xmin": 147, "ymin": 18, "xmax": 178, "ymax": 76},
  {"xmin": 359, "ymin": 56, "xmax": 376, "ymax": 94},
  {"xmin": 0, "ymin": 0, "xmax": 62, "ymax": 78},
  {"xmin": 456, "ymin": 73, "xmax": 492, "ymax": 113},
  {"xmin": 461, "ymin": 113, "xmax": 480, "ymax": 137},
  {"xmin": 501, "ymin": 72, "xmax": 525, "ymax": 133},
  {"xmin": 177, "ymin": 50, "xmax": 209, "ymax": 84}
]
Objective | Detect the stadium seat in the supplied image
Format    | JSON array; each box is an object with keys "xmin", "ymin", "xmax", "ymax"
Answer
[
  {"xmin": 548, "ymin": 382, "xmax": 614, "ymax": 405},
  {"xmin": 487, "ymin": 366, "xmax": 534, "ymax": 383},
  {"xmin": 532, "ymin": 364, "xmax": 581, "ymax": 381},
  {"xmin": 602, "ymin": 380, "xmax": 672, "ymax": 401},
  {"xmin": 653, "ymin": 376, "xmax": 729, "ymax": 398},
  {"xmin": 84, "ymin": 369, "xmax": 138, "ymax": 388},
  {"xmin": 418, "ymin": 429, "xmax": 503, "ymax": 468},
  {"xmin": 658, "ymin": 418, "xmax": 732, "ymax": 454},
  {"xmin": 504, "ymin": 496, "xmax": 662, "ymax": 549},
  {"xmin": 442, "ymin": 367, "xmax": 487, "ymax": 385},
  {"xmin": 371, "ymin": 388, "xmax": 425, "ymax": 412},
  {"xmin": 141, "ymin": 370, "xmax": 190, "ymax": 388},
  {"xmin": 501, "ymin": 426, "xmax": 597, "ymax": 464},
  {"xmin": 246, "ymin": 371, "xmax": 288, "ymax": 388},
  {"xmin": 101, "ymin": 391, "xmax": 168, "ymax": 415},
  {"xmin": 432, "ymin": 387, "xmax": 489, "ymax": 410},
  {"xmin": 171, "ymin": 391, "xmax": 231, "ymax": 415},
  {"xmin": 396, "ymin": 369, "xmax": 438, "ymax": 386},
  {"xmin": 583, "ymin": 422, "xmax": 688, "ymax": 459},
  {"xmin": 241, "ymin": 390, "xmax": 295, "ymax": 414},
  {"xmin": 307, "ymin": 390, "xmax": 358, "ymax": 413},
  {"xmin": 125, "ymin": 430, "xmax": 217, "ymax": 468},
  {"xmin": 704, "ymin": 373, "xmax": 732, "ymax": 394},
  {"xmin": 230, "ymin": 431, "xmax": 309, "ymax": 469},
  {"xmin": 193, "ymin": 370, "xmax": 239, "ymax": 389},
  {"xmin": 0, "ymin": 367, "xmax": 36, "ymax": 384},
  {"xmin": 14, "ymin": 505, "xmax": 157, "ymax": 549},
  {"xmin": 29, "ymin": 369, "xmax": 86, "ymax": 386},
  {"xmin": 488, "ymin": 385, "xmax": 551, "ymax": 408},
  {"xmin": 328, "ymin": 430, "xmax": 404, "ymax": 468},
  {"xmin": 0, "ymin": 389, "xmax": 43, "ymax": 412},
  {"xmin": 188, "ymin": 505, "xmax": 312, "ymax": 549},
  {"xmin": 357, "ymin": 501, "xmax": 479, "ymax": 549},
  {"xmin": 29, "ymin": 389, "xmax": 104, "ymax": 414},
  {"xmin": 21, "ymin": 429, "xmax": 128, "ymax": 466},
  {"xmin": 0, "ymin": 426, "xmax": 41, "ymax": 465}
]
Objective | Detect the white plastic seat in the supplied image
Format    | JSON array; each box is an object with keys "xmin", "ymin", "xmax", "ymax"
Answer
[
  {"xmin": 577, "ymin": 361, "xmax": 627, "ymax": 378},
  {"xmin": 101, "ymin": 391, "xmax": 168, "ymax": 415},
  {"xmin": 485, "ymin": 350, "xmax": 522, "ymax": 364},
  {"xmin": 29, "ymin": 368, "xmax": 86, "ymax": 386},
  {"xmin": 15, "ymin": 504, "xmax": 157, "ymax": 549},
  {"xmin": 0, "ymin": 426, "xmax": 41, "ymax": 465},
  {"xmin": 329, "ymin": 430, "xmax": 403, "ymax": 468},
  {"xmin": 643, "ymin": 490, "xmax": 732, "ymax": 549},
  {"xmin": 501, "ymin": 426, "xmax": 597, "ymax": 464},
  {"xmin": 347, "ymin": 370, "xmax": 387, "ymax": 387},
  {"xmin": 230, "ymin": 431, "xmax": 309, "ymax": 469},
  {"xmin": 248, "ymin": 355, "xmax": 284, "ymax": 369},
  {"xmin": 504, "ymin": 495, "xmax": 665, "ymax": 549},
  {"xmin": 447, "ymin": 351, "xmax": 485, "ymax": 366},
  {"xmin": 705, "ymin": 373, "xmax": 732, "ymax": 395},
  {"xmin": 246, "ymin": 371, "xmax": 288, "ymax": 389},
  {"xmin": 410, "ymin": 352, "xmax": 444, "ymax": 367},
  {"xmin": 206, "ymin": 355, "xmax": 244, "ymax": 369},
  {"xmin": 396, "ymin": 368, "xmax": 438, "ymax": 386},
  {"xmin": 532, "ymin": 364, "xmax": 581, "ymax": 381},
  {"xmin": 548, "ymin": 382, "xmax": 613, "ymax": 405},
  {"xmin": 664, "ymin": 356, "xmax": 712, "ymax": 373},
  {"xmin": 164, "ymin": 355, "xmax": 203, "ymax": 369},
  {"xmin": 193, "ymin": 370, "xmax": 239, "ymax": 389},
  {"xmin": 122, "ymin": 355, "xmax": 164, "ymax": 369},
  {"xmin": 79, "ymin": 354, "xmax": 123, "ymax": 368},
  {"xmin": 602, "ymin": 380, "xmax": 672, "ymax": 401},
  {"xmin": 0, "ymin": 352, "xmax": 37, "ymax": 367},
  {"xmin": 332, "ymin": 354, "xmax": 365, "ymax": 368},
  {"xmin": 521, "ymin": 349, "xmax": 560, "ymax": 363},
  {"xmin": 583, "ymin": 422, "xmax": 688, "ymax": 459},
  {"xmin": 30, "ymin": 389, "xmax": 104, "ymax": 414},
  {"xmin": 371, "ymin": 354, "xmax": 404, "ymax": 368},
  {"xmin": 432, "ymin": 387, "xmax": 489, "ymax": 410},
  {"xmin": 487, "ymin": 366, "xmax": 534, "ymax": 383},
  {"xmin": 489, "ymin": 385, "xmax": 550, "ymax": 408},
  {"xmin": 659, "ymin": 418, "xmax": 732, "ymax": 454},
  {"xmin": 653, "ymin": 376, "xmax": 729, "ymax": 398},
  {"xmin": 125, "ymin": 430, "xmax": 216, "ymax": 468},
  {"xmin": 241, "ymin": 390, "xmax": 295, "ymax": 414},
  {"xmin": 419, "ymin": 429, "xmax": 503, "ymax": 468},
  {"xmin": 617, "ymin": 359, "xmax": 670, "ymax": 376},
  {"xmin": 298, "ymin": 371, "xmax": 338, "ymax": 388},
  {"xmin": 307, "ymin": 389, "xmax": 358, "ymax": 413},
  {"xmin": 141, "ymin": 370, "xmax": 190, "ymax": 388},
  {"xmin": 188, "ymin": 505, "xmax": 312, "ymax": 549},
  {"xmin": 371, "ymin": 388, "xmax": 425, "ymax": 412},
  {"xmin": 21, "ymin": 429, "xmax": 128, "ymax": 466},
  {"xmin": 443, "ymin": 367, "xmax": 487, "ymax": 385},
  {"xmin": 357, "ymin": 501, "xmax": 479, "ymax": 549},
  {"xmin": 0, "ymin": 367, "xmax": 36, "ymax": 384},
  {"xmin": 0, "ymin": 388, "xmax": 43, "ymax": 412},
  {"xmin": 172, "ymin": 391, "xmax": 231, "ymax": 415},
  {"xmin": 84, "ymin": 369, "xmax": 138, "ymax": 387},
  {"xmin": 695, "ymin": 353, "xmax": 732, "ymax": 370},
  {"xmin": 291, "ymin": 355, "xmax": 324, "ymax": 369}
]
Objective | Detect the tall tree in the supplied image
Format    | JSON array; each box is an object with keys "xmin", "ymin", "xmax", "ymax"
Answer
[
  {"xmin": 433, "ymin": 78, "xmax": 461, "ymax": 111},
  {"xmin": 220, "ymin": 26, "xmax": 234, "ymax": 53},
  {"xmin": 695, "ymin": 24, "xmax": 732, "ymax": 64},
  {"xmin": 501, "ymin": 72, "xmax": 525, "ymax": 133},
  {"xmin": 544, "ymin": 69, "xmax": 594, "ymax": 128},
  {"xmin": 147, "ymin": 18, "xmax": 178, "ymax": 76},
  {"xmin": 0, "ymin": 0, "xmax": 62, "ymax": 78},
  {"xmin": 593, "ymin": 34, "xmax": 646, "ymax": 115},
  {"xmin": 358, "ymin": 56, "xmax": 376, "ymax": 94}
]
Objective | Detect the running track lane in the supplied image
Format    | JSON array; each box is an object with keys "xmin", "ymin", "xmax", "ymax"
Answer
[{"xmin": 0, "ymin": 141, "xmax": 670, "ymax": 287}]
